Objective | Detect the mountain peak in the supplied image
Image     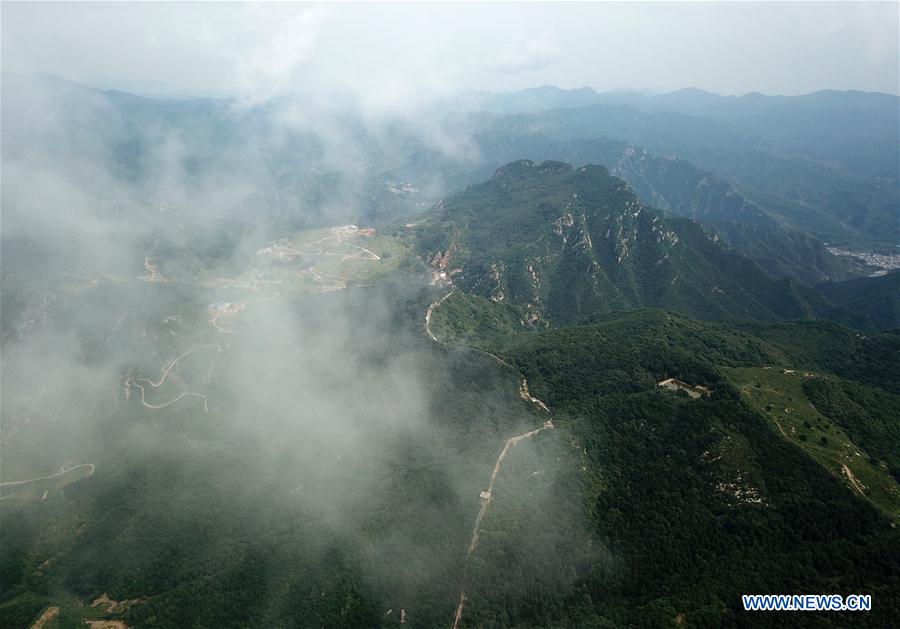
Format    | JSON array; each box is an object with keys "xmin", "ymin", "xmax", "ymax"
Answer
[
  {"xmin": 412, "ymin": 164, "xmax": 848, "ymax": 326},
  {"xmin": 492, "ymin": 159, "xmax": 573, "ymax": 180}
]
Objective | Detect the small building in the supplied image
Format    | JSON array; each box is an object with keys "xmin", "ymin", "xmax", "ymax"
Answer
[{"xmin": 657, "ymin": 378, "xmax": 712, "ymax": 399}]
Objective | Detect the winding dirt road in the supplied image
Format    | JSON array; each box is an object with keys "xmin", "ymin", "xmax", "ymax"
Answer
[
  {"xmin": 1, "ymin": 464, "xmax": 96, "ymax": 503},
  {"xmin": 211, "ymin": 311, "xmax": 237, "ymax": 335},
  {"xmin": 139, "ymin": 343, "xmax": 222, "ymax": 388},
  {"xmin": 425, "ymin": 290, "xmax": 555, "ymax": 629},
  {"xmin": 128, "ymin": 382, "xmax": 208, "ymax": 413},
  {"xmin": 0, "ymin": 463, "xmax": 95, "ymax": 489},
  {"xmin": 425, "ymin": 291, "xmax": 455, "ymax": 343},
  {"xmin": 127, "ymin": 342, "xmax": 225, "ymax": 412}
]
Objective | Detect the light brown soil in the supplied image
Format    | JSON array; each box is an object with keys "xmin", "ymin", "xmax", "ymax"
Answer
[
  {"xmin": 30, "ymin": 606, "xmax": 59, "ymax": 629},
  {"xmin": 842, "ymin": 464, "xmax": 865, "ymax": 495},
  {"xmin": 91, "ymin": 592, "xmax": 145, "ymax": 614}
]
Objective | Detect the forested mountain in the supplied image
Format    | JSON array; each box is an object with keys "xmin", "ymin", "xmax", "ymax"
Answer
[
  {"xmin": 3, "ymin": 73, "xmax": 898, "ymax": 629},
  {"xmin": 495, "ymin": 313, "xmax": 899, "ymax": 626},
  {"xmin": 4, "ymin": 274, "xmax": 899, "ymax": 628},
  {"xmin": 408, "ymin": 160, "xmax": 863, "ymax": 326},
  {"xmin": 455, "ymin": 135, "xmax": 856, "ymax": 283},
  {"xmin": 463, "ymin": 105, "xmax": 899, "ymax": 252},
  {"xmin": 818, "ymin": 271, "xmax": 900, "ymax": 331},
  {"xmin": 424, "ymin": 297, "xmax": 900, "ymax": 627}
]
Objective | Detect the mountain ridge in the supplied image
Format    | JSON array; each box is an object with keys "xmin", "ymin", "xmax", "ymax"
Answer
[{"xmin": 408, "ymin": 160, "xmax": 865, "ymax": 327}]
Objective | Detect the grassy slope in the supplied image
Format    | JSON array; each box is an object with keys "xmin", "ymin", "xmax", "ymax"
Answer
[{"xmin": 722, "ymin": 366, "xmax": 899, "ymax": 520}]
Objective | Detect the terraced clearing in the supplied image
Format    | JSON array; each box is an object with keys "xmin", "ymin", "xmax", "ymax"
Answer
[
  {"xmin": 207, "ymin": 225, "xmax": 406, "ymax": 297},
  {"xmin": 124, "ymin": 226, "xmax": 405, "ymax": 416},
  {"xmin": 288, "ymin": 226, "xmax": 405, "ymax": 287},
  {"xmin": 722, "ymin": 366, "xmax": 900, "ymax": 520},
  {"xmin": 22, "ymin": 596, "xmax": 131, "ymax": 629}
]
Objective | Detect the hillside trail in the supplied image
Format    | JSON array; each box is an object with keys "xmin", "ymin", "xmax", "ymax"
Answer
[
  {"xmin": 211, "ymin": 311, "xmax": 237, "ymax": 334},
  {"xmin": 841, "ymin": 464, "xmax": 865, "ymax": 496},
  {"xmin": 127, "ymin": 335, "xmax": 228, "ymax": 412},
  {"xmin": 139, "ymin": 343, "xmax": 223, "ymax": 388},
  {"xmin": 425, "ymin": 290, "xmax": 554, "ymax": 629},
  {"xmin": 0, "ymin": 463, "xmax": 95, "ymax": 489},
  {"xmin": 298, "ymin": 227, "xmax": 380, "ymax": 261},
  {"xmin": 128, "ymin": 382, "xmax": 208, "ymax": 413}
]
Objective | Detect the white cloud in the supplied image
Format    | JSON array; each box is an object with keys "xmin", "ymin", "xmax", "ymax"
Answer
[
  {"xmin": 487, "ymin": 31, "xmax": 561, "ymax": 75},
  {"xmin": 235, "ymin": 4, "xmax": 328, "ymax": 106},
  {"xmin": 2, "ymin": 3, "xmax": 896, "ymax": 97}
]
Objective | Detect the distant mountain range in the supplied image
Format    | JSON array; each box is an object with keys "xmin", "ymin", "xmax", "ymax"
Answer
[
  {"xmin": 457, "ymin": 85, "xmax": 900, "ymax": 179},
  {"xmin": 5, "ymin": 72, "xmax": 896, "ymax": 294}
]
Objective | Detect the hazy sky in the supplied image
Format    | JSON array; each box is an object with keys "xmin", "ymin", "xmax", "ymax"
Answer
[{"xmin": 2, "ymin": 2, "xmax": 898, "ymax": 100}]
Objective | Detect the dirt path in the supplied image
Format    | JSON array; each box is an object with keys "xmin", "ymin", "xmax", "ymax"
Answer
[
  {"xmin": 141, "ymin": 257, "xmax": 170, "ymax": 283},
  {"xmin": 425, "ymin": 289, "xmax": 555, "ymax": 629},
  {"xmin": 842, "ymin": 464, "xmax": 865, "ymax": 496},
  {"xmin": 308, "ymin": 265, "xmax": 349, "ymax": 291},
  {"xmin": 292, "ymin": 227, "xmax": 380, "ymax": 262},
  {"xmin": 252, "ymin": 227, "xmax": 382, "ymax": 296},
  {"xmin": 1, "ymin": 463, "xmax": 95, "ymax": 488},
  {"xmin": 345, "ymin": 242, "xmax": 380, "ymax": 260},
  {"xmin": 451, "ymin": 419, "xmax": 553, "ymax": 629},
  {"xmin": 519, "ymin": 378, "xmax": 551, "ymax": 413},
  {"xmin": 211, "ymin": 311, "xmax": 237, "ymax": 335},
  {"xmin": 129, "ymin": 382, "xmax": 208, "ymax": 413},
  {"xmin": 140, "ymin": 343, "xmax": 221, "ymax": 388},
  {"xmin": 29, "ymin": 606, "xmax": 59, "ymax": 629},
  {"xmin": 127, "ymin": 342, "xmax": 224, "ymax": 413},
  {"xmin": 425, "ymin": 291, "xmax": 455, "ymax": 343},
  {"xmin": 451, "ymin": 594, "xmax": 466, "ymax": 629},
  {"xmin": 92, "ymin": 593, "xmax": 145, "ymax": 614},
  {"xmin": 464, "ymin": 420, "xmax": 554, "ymax": 555}
]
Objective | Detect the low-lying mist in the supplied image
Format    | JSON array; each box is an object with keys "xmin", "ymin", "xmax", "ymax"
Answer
[{"xmin": 1, "ymin": 73, "xmax": 594, "ymax": 625}]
